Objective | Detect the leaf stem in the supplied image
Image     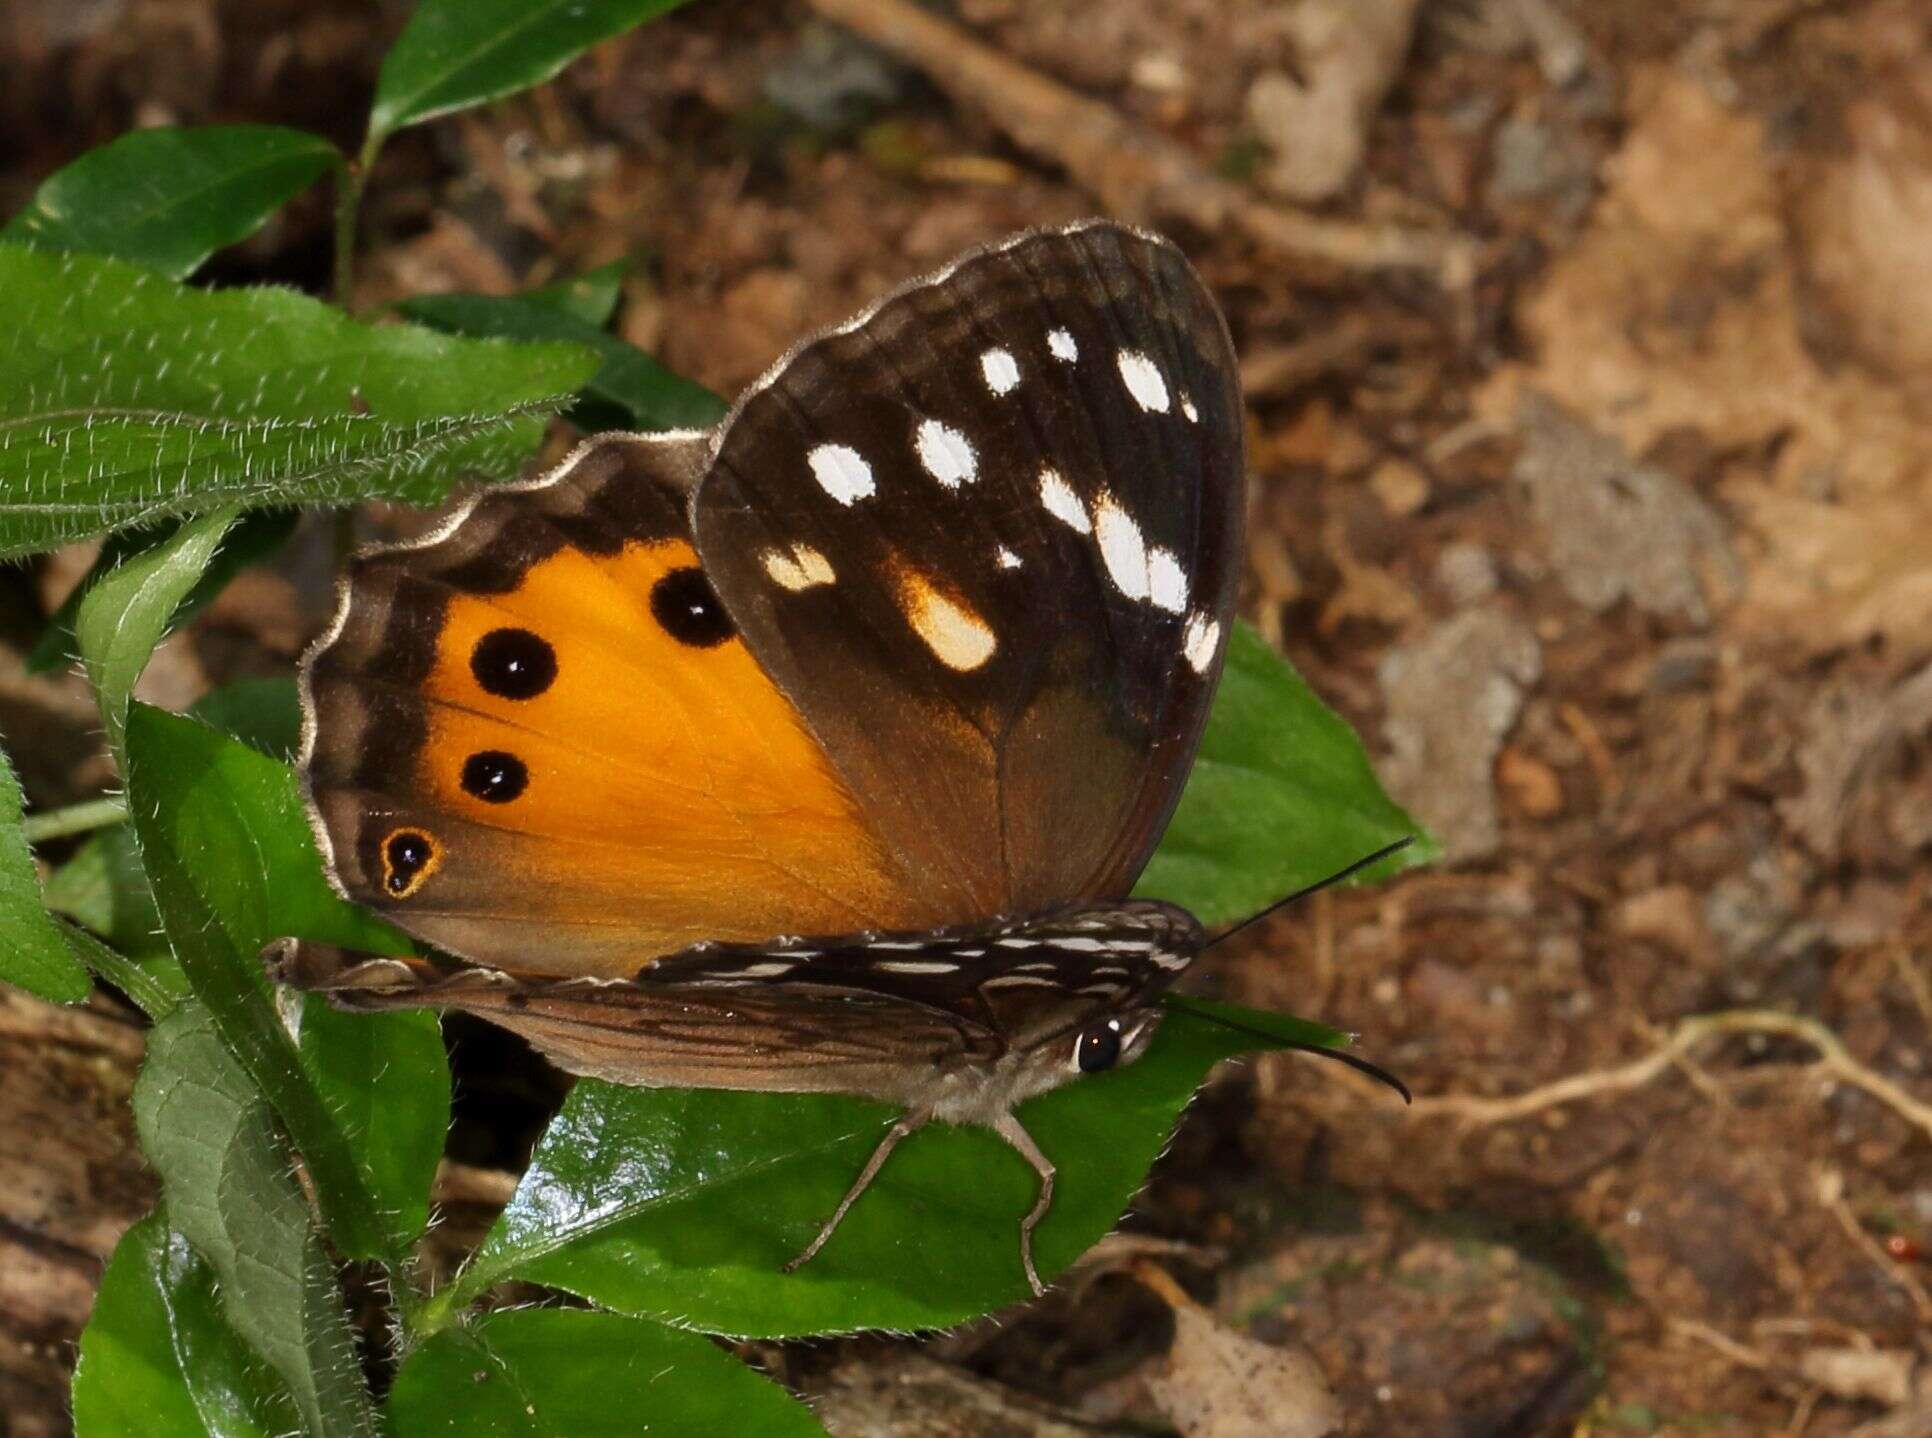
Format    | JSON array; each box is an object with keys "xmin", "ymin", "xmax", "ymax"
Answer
[
  {"xmin": 331, "ymin": 136, "xmax": 381, "ymax": 311},
  {"xmin": 58, "ymin": 920, "xmax": 176, "ymax": 1021},
  {"xmin": 21, "ymin": 795, "xmax": 128, "ymax": 843}
]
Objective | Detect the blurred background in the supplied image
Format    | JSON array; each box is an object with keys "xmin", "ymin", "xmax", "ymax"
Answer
[{"xmin": 3, "ymin": 1, "xmax": 1930, "ymax": 1434}]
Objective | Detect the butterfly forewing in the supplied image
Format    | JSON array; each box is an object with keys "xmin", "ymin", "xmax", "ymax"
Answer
[{"xmin": 695, "ymin": 222, "xmax": 1244, "ymax": 921}]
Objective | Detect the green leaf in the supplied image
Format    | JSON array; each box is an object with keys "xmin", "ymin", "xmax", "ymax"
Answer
[
  {"xmin": 294, "ymin": 998, "xmax": 450, "ymax": 1248},
  {"xmin": 124, "ymin": 702, "xmax": 434, "ymax": 1261},
  {"xmin": 527, "ymin": 260, "xmax": 626, "ymax": 327},
  {"xmin": 400, "ymin": 287, "xmax": 727, "ymax": 431},
  {"xmin": 77, "ymin": 508, "xmax": 239, "ymax": 752},
  {"xmin": 190, "ymin": 676, "xmax": 303, "ymax": 761},
  {"xmin": 439, "ymin": 1000, "xmax": 1342, "ymax": 1336},
  {"xmin": 1136, "ymin": 620, "xmax": 1436, "ymax": 925},
  {"xmin": 3, "ymin": 125, "xmax": 338, "ymax": 281},
  {"xmin": 133, "ymin": 1006, "xmax": 378, "ymax": 1438},
  {"xmin": 0, "ymin": 742, "xmax": 92, "ymax": 1002},
  {"xmin": 72, "ymin": 1213, "xmax": 301, "ymax": 1438},
  {"xmin": 123, "ymin": 703, "xmax": 409, "ymax": 958},
  {"xmin": 387, "ymin": 1308, "xmax": 827, "ymax": 1437},
  {"xmin": 30, "ymin": 508, "xmax": 297, "ymax": 676},
  {"xmin": 44, "ymin": 677, "xmax": 305, "ymax": 1002},
  {"xmin": 370, "ymin": 0, "xmax": 696, "ymax": 145},
  {"xmin": 0, "ymin": 245, "xmax": 600, "ymax": 561}
]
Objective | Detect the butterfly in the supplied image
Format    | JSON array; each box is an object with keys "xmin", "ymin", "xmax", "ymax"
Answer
[{"xmin": 271, "ymin": 221, "xmax": 1261, "ymax": 1296}]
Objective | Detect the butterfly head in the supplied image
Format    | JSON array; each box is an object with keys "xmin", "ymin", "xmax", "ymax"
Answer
[{"xmin": 852, "ymin": 899, "xmax": 1203, "ymax": 1125}]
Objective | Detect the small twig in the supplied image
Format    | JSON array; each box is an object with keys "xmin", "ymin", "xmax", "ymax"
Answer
[
  {"xmin": 1411, "ymin": 1009, "xmax": 1932, "ymax": 1141},
  {"xmin": 1668, "ymin": 1317, "xmax": 1773, "ymax": 1372},
  {"xmin": 1557, "ymin": 701, "xmax": 1621, "ymax": 803},
  {"xmin": 804, "ymin": 0, "xmax": 1477, "ymax": 290},
  {"xmin": 1238, "ymin": 316, "xmax": 1393, "ymax": 399},
  {"xmin": 1891, "ymin": 943, "xmax": 1932, "ymax": 1033},
  {"xmin": 1819, "ymin": 1171, "xmax": 1932, "ymax": 1324}
]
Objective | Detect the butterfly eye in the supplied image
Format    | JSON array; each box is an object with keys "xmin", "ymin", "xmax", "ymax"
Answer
[{"xmin": 1074, "ymin": 1018, "xmax": 1125, "ymax": 1074}]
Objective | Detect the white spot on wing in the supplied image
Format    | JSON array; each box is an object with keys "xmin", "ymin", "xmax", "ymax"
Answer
[
  {"xmin": 1117, "ymin": 349, "xmax": 1171, "ymax": 412},
  {"xmin": 1181, "ymin": 393, "xmax": 1199, "ymax": 422},
  {"xmin": 996, "ymin": 546, "xmax": 1022, "ymax": 570},
  {"xmin": 728, "ymin": 961, "xmax": 797, "ymax": 979},
  {"xmin": 761, "ymin": 544, "xmax": 836, "ymax": 591},
  {"xmin": 1147, "ymin": 546, "xmax": 1187, "ymax": 613},
  {"xmin": 808, "ymin": 443, "xmax": 874, "ymax": 504},
  {"xmin": 980, "ymin": 347, "xmax": 1020, "ymax": 395},
  {"xmin": 1048, "ymin": 328, "xmax": 1078, "ymax": 362},
  {"xmin": 1183, "ymin": 611, "xmax": 1221, "ymax": 673},
  {"xmin": 1093, "ymin": 492, "xmax": 1150, "ymax": 600},
  {"xmin": 1039, "ymin": 468, "xmax": 1090, "ymax": 533},
  {"xmin": 876, "ymin": 959, "xmax": 959, "ymax": 975},
  {"xmin": 898, "ymin": 567, "xmax": 998, "ymax": 671},
  {"xmin": 915, "ymin": 418, "xmax": 978, "ymax": 487}
]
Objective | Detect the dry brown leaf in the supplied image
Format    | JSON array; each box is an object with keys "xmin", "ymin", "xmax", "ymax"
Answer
[
  {"xmin": 1245, "ymin": 0, "xmax": 1422, "ymax": 203},
  {"xmin": 1378, "ymin": 607, "xmax": 1542, "ymax": 862},
  {"xmin": 1476, "ymin": 64, "xmax": 1932, "ymax": 662},
  {"xmin": 1513, "ymin": 391, "xmax": 1738, "ymax": 625},
  {"xmin": 1135, "ymin": 1264, "xmax": 1340, "ymax": 1438}
]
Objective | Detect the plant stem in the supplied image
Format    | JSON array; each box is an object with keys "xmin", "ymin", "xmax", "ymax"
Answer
[
  {"xmin": 59, "ymin": 921, "xmax": 177, "ymax": 1021},
  {"xmin": 331, "ymin": 133, "xmax": 382, "ymax": 311},
  {"xmin": 22, "ymin": 796, "xmax": 127, "ymax": 843}
]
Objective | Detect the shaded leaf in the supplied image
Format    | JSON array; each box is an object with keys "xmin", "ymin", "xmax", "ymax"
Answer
[
  {"xmin": 77, "ymin": 508, "xmax": 238, "ymax": 752},
  {"xmin": 527, "ymin": 260, "xmax": 627, "ymax": 327},
  {"xmin": 370, "ymin": 0, "xmax": 695, "ymax": 143},
  {"xmin": 190, "ymin": 676, "xmax": 303, "ymax": 761},
  {"xmin": 442, "ymin": 1001, "xmax": 1343, "ymax": 1337},
  {"xmin": 295, "ymin": 998, "xmax": 451, "ymax": 1248},
  {"xmin": 43, "ymin": 824, "xmax": 172, "ymax": 960},
  {"xmin": 388, "ymin": 1308, "xmax": 826, "ymax": 1437},
  {"xmin": 71, "ymin": 1213, "xmax": 301, "ymax": 1438},
  {"xmin": 1136, "ymin": 620, "xmax": 1436, "ymax": 925},
  {"xmin": 0, "ymin": 742, "xmax": 91, "ymax": 1002},
  {"xmin": 133, "ymin": 1006, "xmax": 377, "ymax": 1438},
  {"xmin": 3, "ymin": 126, "xmax": 337, "ymax": 281},
  {"xmin": 0, "ymin": 245, "xmax": 599, "ymax": 560},
  {"xmin": 400, "ymin": 287, "xmax": 727, "ymax": 431}
]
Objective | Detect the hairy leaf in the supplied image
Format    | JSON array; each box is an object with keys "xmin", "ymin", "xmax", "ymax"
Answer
[{"xmin": 0, "ymin": 246, "xmax": 598, "ymax": 560}]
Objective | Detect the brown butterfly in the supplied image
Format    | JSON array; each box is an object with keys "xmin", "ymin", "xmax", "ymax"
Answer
[{"xmin": 272, "ymin": 221, "xmax": 1254, "ymax": 1295}]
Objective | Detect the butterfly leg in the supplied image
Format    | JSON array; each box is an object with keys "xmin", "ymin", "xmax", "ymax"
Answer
[
  {"xmin": 783, "ymin": 1108, "xmax": 930, "ymax": 1276},
  {"xmin": 992, "ymin": 1110, "xmax": 1055, "ymax": 1298}
]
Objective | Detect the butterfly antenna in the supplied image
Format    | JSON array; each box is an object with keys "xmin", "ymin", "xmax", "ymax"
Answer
[
  {"xmin": 1162, "ymin": 995, "xmax": 1411, "ymax": 1102},
  {"xmin": 1203, "ymin": 836, "xmax": 1415, "ymax": 953}
]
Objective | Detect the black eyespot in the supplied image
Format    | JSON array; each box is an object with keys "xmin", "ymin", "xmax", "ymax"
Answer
[
  {"xmin": 1076, "ymin": 1019, "xmax": 1124, "ymax": 1074},
  {"xmin": 471, "ymin": 627, "xmax": 556, "ymax": 699},
  {"xmin": 381, "ymin": 828, "xmax": 437, "ymax": 897},
  {"xmin": 461, "ymin": 750, "xmax": 528, "ymax": 803},
  {"xmin": 650, "ymin": 566, "xmax": 734, "ymax": 648}
]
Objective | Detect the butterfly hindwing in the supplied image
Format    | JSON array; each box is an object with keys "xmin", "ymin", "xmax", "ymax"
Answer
[
  {"xmin": 302, "ymin": 434, "xmax": 928, "ymax": 976},
  {"xmin": 695, "ymin": 222, "xmax": 1244, "ymax": 920}
]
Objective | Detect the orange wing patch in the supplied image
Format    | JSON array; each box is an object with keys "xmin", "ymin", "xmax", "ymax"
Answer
[
  {"xmin": 409, "ymin": 537, "xmax": 912, "ymax": 971},
  {"xmin": 303, "ymin": 436, "xmax": 930, "ymax": 979}
]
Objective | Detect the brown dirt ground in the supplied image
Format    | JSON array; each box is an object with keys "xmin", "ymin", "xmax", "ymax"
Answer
[{"xmin": 3, "ymin": 1, "xmax": 1930, "ymax": 1435}]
